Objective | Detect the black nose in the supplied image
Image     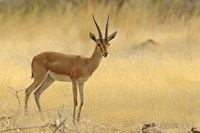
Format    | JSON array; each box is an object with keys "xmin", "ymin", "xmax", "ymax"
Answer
[{"xmin": 104, "ymin": 53, "xmax": 108, "ymax": 57}]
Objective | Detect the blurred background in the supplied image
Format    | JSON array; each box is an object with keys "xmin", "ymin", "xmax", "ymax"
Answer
[{"xmin": 0, "ymin": 0, "xmax": 200, "ymax": 132}]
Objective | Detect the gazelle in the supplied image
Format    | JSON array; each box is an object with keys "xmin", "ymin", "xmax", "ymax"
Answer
[{"xmin": 24, "ymin": 15, "xmax": 117, "ymax": 123}]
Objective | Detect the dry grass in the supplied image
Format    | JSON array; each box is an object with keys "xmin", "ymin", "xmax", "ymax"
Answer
[{"xmin": 1, "ymin": 0, "xmax": 200, "ymax": 132}]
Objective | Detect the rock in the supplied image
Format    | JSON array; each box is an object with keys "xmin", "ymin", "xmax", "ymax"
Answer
[
  {"xmin": 191, "ymin": 126, "xmax": 200, "ymax": 133},
  {"xmin": 142, "ymin": 122, "xmax": 161, "ymax": 133},
  {"xmin": 142, "ymin": 127, "xmax": 161, "ymax": 133}
]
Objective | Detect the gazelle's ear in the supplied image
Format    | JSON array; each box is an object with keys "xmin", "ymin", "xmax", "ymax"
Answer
[
  {"xmin": 108, "ymin": 31, "xmax": 117, "ymax": 41},
  {"xmin": 89, "ymin": 32, "xmax": 96, "ymax": 42}
]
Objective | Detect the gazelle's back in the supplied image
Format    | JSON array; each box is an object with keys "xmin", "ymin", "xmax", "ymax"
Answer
[{"xmin": 32, "ymin": 52, "xmax": 85, "ymax": 76}]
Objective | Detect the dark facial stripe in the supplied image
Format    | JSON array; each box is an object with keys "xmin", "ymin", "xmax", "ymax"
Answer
[{"xmin": 98, "ymin": 45, "xmax": 103, "ymax": 53}]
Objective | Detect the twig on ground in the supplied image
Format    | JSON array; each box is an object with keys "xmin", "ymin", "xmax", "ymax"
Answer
[
  {"xmin": 58, "ymin": 105, "xmax": 64, "ymax": 121},
  {"xmin": 52, "ymin": 118, "xmax": 67, "ymax": 133},
  {"xmin": 50, "ymin": 105, "xmax": 67, "ymax": 133},
  {"xmin": 0, "ymin": 124, "xmax": 51, "ymax": 133},
  {"xmin": 0, "ymin": 116, "xmax": 12, "ymax": 121},
  {"xmin": 8, "ymin": 87, "xmax": 25, "ymax": 108},
  {"xmin": 59, "ymin": 105, "xmax": 65, "ymax": 132}
]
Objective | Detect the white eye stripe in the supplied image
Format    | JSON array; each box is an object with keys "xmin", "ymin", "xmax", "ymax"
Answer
[{"xmin": 98, "ymin": 44, "xmax": 103, "ymax": 52}]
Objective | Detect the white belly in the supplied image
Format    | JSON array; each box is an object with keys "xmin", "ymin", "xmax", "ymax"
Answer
[
  {"xmin": 49, "ymin": 72, "xmax": 72, "ymax": 82},
  {"xmin": 49, "ymin": 72, "xmax": 90, "ymax": 83}
]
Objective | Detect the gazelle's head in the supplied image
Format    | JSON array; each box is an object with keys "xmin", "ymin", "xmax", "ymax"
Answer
[{"xmin": 89, "ymin": 15, "xmax": 117, "ymax": 58}]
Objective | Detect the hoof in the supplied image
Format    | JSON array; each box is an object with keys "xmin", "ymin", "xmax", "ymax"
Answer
[
  {"xmin": 77, "ymin": 118, "xmax": 80, "ymax": 124},
  {"xmin": 73, "ymin": 119, "xmax": 77, "ymax": 125}
]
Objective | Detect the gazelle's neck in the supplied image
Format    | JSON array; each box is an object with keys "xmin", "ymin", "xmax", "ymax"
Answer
[{"xmin": 88, "ymin": 45, "xmax": 102, "ymax": 73}]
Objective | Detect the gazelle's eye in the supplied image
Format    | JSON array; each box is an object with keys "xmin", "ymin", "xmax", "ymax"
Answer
[
  {"xmin": 108, "ymin": 43, "xmax": 110, "ymax": 46},
  {"xmin": 97, "ymin": 44, "xmax": 101, "ymax": 47}
]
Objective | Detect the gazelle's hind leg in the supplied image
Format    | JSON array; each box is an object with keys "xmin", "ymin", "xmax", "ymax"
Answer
[
  {"xmin": 25, "ymin": 78, "xmax": 44, "ymax": 113},
  {"xmin": 34, "ymin": 76, "xmax": 54, "ymax": 112},
  {"xmin": 24, "ymin": 62, "xmax": 47, "ymax": 114}
]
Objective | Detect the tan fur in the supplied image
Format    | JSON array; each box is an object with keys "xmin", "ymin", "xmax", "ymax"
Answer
[
  {"xmin": 24, "ymin": 16, "xmax": 117, "ymax": 124},
  {"xmin": 31, "ymin": 50, "xmax": 101, "ymax": 81}
]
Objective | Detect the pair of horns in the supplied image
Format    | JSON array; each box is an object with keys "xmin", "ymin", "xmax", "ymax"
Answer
[{"xmin": 93, "ymin": 15, "xmax": 109, "ymax": 42}]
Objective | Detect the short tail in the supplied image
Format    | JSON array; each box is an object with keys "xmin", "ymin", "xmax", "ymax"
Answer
[
  {"xmin": 31, "ymin": 72, "xmax": 34, "ymax": 79},
  {"xmin": 31, "ymin": 65, "xmax": 34, "ymax": 79},
  {"xmin": 31, "ymin": 61, "xmax": 34, "ymax": 79}
]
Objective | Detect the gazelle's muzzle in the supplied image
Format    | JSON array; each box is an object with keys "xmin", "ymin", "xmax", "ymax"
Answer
[
  {"xmin": 103, "ymin": 52, "xmax": 108, "ymax": 57},
  {"xmin": 101, "ymin": 46, "xmax": 108, "ymax": 57}
]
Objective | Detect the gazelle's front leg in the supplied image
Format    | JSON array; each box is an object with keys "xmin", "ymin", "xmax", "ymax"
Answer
[
  {"xmin": 72, "ymin": 80, "xmax": 78, "ymax": 124},
  {"xmin": 77, "ymin": 82, "xmax": 84, "ymax": 123}
]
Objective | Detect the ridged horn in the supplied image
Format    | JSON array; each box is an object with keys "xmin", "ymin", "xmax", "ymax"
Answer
[
  {"xmin": 105, "ymin": 15, "xmax": 109, "ymax": 41},
  {"xmin": 93, "ymin": 15, "xmax": 103, "ymax": 42}
]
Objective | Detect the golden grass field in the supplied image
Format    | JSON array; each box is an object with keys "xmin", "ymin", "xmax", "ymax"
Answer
[{"xmin": 1, "ymin": 0, "xmax": 200, "ymax": 132}]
